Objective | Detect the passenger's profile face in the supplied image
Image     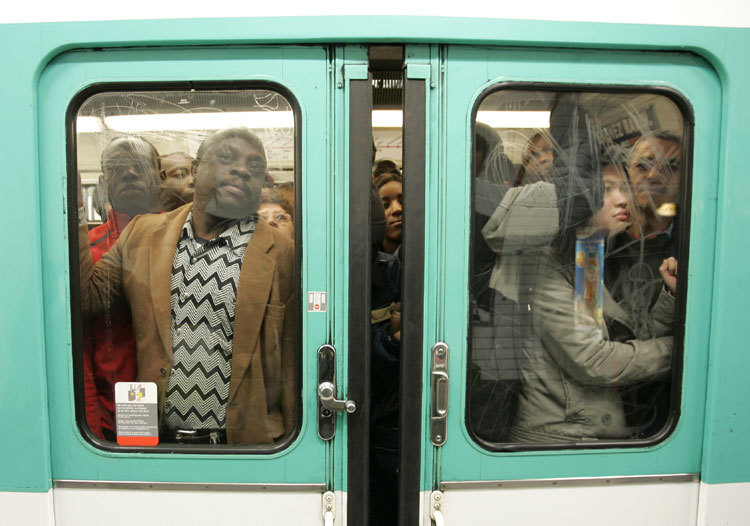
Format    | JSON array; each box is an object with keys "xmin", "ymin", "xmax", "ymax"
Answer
[
  {"xmin": 258, "ymin": 203, "xmax": 294, "ymax": 239},
  {"xmin": 102, "ymin": 139, "xmax": 160, "ymax": 216},
  {"xmin": 159, "ymin": 154, "xmax": 195, "ymax": 210},
  {"xmin": 379, "ymin": 180, "xmax": 403, "ymax": 245},
  {"xmin": 523, "ymin": 135, "xmax": 554, "ymax": 178},
  {"xmin": 628, "ymin": 138, "xmax": 682, "ymax": 212},
  {"xmin": 593, "ymin": 166, "xmax": 631, "ymax": 237},
  {"xmin": 194, "ymin": 137, "xmax": 266, "ymax": 220}
]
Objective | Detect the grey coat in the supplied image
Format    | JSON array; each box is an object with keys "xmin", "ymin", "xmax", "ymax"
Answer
[
  {"xmin": 509, "ymin": 247, "xmax": 674, "ymax": 442},
  {"xmin": 481, "ymin": 181, "xmax": 674, "ymax": 443}
]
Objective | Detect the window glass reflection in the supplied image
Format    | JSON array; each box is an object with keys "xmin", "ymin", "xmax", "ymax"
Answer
[
  {"xmin": 75, "ymin": 89, "xmax": 297, "ymax": 448},
  {"xmin": 469, "ymin": 90, "xmax": 684, "ymax": 446}
]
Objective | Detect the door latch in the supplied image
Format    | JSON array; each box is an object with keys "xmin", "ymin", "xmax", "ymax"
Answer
[
  {"xmin": 318, "ymin": 344, "xmax": 356, "ymax": 440},
  {"xmin": 430, "ymin": 490, "xmax": 445, "ymax": 526},
  {"xmin": 430, "ymin": 342, "xmax": 449, "ymax": 446},
  {"xmin": 322, "ymin": 491, "xmax": 335, "ymax": 526},
  {"xmin": 318, "ymin": 381, "xmax": 356, "ymax": 414}
]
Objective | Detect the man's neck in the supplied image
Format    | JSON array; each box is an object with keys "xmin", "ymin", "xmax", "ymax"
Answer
[
  {"xmin": 191, "ymin": 203, "xmax": 247, "ymax": 240},
  {"xmin": 381, "ymin": 238, "xmax": 400, "ymax": 255}
]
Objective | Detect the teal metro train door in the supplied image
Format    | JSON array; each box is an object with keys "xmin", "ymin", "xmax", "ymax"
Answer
[
  {"xmin": 418, "ymin": 45, "xmax": 721, "ymax": 525},
  {"xmin": 37, "ymin": 44, "xmax": 368, "ymax": 524}
]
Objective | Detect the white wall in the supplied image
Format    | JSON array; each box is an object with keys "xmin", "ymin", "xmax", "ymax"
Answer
[{"xmin": 1, "ymin": 0, "xmax": 750, "ymax": 27}]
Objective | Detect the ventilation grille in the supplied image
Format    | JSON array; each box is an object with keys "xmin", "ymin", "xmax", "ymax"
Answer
[{"xmin": 372, "ymin": 71, "xmax": 403, "ymax": 108}]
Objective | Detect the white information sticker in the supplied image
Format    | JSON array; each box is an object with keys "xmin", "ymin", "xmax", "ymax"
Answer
[
  {"xmin": 307, "ymin": 291, "xmax": 327, "ymax": 312},
  {"xmin": 114, "ymin": 382, "xmax": 159, "ymax": 446}
]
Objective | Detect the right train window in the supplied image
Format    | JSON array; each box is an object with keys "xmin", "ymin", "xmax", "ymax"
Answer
[{"xmin": 468, "ymin": 88, "xmax": 689, "ymax": 449}]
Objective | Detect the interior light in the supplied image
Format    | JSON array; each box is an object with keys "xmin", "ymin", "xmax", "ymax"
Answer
[
  {"xmin": 101, "ymin": 110, "xmax": 407, "ymax": 132},
  {"xmin": 81, "ymin": 109, "xmax": 549, "ymax": 132},
  {"xmin": 476, "ymin": 111, "xmax": 551, "ymax": 129},
  {"xmin": 372, "ymin": 110, "xmax": 403, "ymax": 128},
  {"xmin": 77, "ymin": 116, "xmax": 104, "ymax": 133},
  {"xmin": 103, "ymin": 111, "xmax": 295, "ymax": 132}
]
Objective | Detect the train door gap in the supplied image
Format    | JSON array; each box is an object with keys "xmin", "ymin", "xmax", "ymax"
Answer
[{"xmin": 367, "ymin": 44, "xmax": 408, "ymax": 526}]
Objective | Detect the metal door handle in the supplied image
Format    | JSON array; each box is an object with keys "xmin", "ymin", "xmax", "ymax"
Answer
[
  {"xmin": 318, "ymin": 381, "xmax": 356, "ymax": 414},
  {"xmin": 430, "ymin": 342, "xmax": 449, "ymax": 446},
  {"xmin": 317, "ymin": 344, "xmax": 356, "ymax": 440}
]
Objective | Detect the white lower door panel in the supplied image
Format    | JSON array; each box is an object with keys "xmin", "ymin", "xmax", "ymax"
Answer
[
  {"xmin": 53, "ymin": 483, "xmax": 325, "ymax": 526},
  {"xmin": 429, "ymin": 477, "xmax": 699, "ymax": 526}
]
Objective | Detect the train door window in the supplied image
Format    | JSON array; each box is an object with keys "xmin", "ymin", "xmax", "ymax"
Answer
[
  {"xmin": 468, "ymin": 87, "xmax": 689, "ymax": 449},
  {"xmin": 72, "ymin": 87, "xmax": 300, "ymax": 451}
]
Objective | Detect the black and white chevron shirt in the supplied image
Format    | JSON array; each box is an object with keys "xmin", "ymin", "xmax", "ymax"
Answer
[{"xmin": 163, "ymin": 212, "xmax": 256, "ymax": 431}]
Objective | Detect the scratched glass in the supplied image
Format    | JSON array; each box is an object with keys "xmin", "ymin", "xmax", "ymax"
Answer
[
  {"xmin": 469, "ymin": 89, "xmax": 685, "ymax": 448},
  {"xmin": 74, "ymin": 89, "xmax": 298, "ymax": 449}
]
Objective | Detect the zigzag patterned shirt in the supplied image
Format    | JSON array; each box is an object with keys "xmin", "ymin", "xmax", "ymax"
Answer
[{"xmin": 164, "ymin": 212, "xmax": 256, "ymax": 430}]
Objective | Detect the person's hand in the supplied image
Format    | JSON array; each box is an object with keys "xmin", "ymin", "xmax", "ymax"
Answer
[
  {"xmin": 659, "ymin": 257, "xmax": 678, "ymax": 296},
  {"xmin": 389, "ymin": 301, "xmax": 401, "ymax": 343}
]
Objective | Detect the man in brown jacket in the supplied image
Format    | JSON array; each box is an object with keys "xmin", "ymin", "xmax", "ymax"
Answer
[{"xmin": 79, "ymin": 128, "xmax": 295, "ymax": 446}]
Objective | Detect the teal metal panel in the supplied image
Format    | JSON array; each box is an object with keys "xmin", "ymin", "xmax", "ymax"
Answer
[
  {"xmin": 699, "ymin": 29, "xmax": 750, "ymax": 486},
  {"xmin": 0, "ymin": 14, "xmax": 747, "ymax": 495},
  {"xmin": 332, "ymin": 44, "xmax": 369, "ymax": 494},
  {"xmin": 36, "ymin": 46, "xmax": 330, "ymax": 484},
  {"xmin": 404, "ymin": 43, "xmax": 441, "ymax": 493},
  {"xmin": 0, "ymin": 23, "xmax": 53, "ymax": 493},
  {"xmin": 435, "ymin": 46, "xmax": 721, "ymax": 483}
]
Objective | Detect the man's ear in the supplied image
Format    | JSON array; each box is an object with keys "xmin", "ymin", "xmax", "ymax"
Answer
[
  {"xmin": 159, "ymin": 169, "xmax": 167, "ymax": 182},
  {"xmin": 192, "ymin": 159, "xmax": 199, "ymax": 178},
  {"xmin": 264, "ymin": 173, "xmax": 274, "ymax": 188}
]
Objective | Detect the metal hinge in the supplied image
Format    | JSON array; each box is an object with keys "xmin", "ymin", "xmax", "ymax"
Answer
[
  {"xmin": 322, "ymin": 491, "xmax": 335, "ymax": 526},
  {"xmin": 430, "ymin": 342, "xmax": 449, "ymax": 446},
  {"xmin": 430, "ymin": 490, "xmax": 445, "ymax": 526}
]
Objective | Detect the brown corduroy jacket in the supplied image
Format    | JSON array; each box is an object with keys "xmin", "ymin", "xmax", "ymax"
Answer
[{"xmin": 79, "ymin": 203, "xmax": 295, "ymax": 445}]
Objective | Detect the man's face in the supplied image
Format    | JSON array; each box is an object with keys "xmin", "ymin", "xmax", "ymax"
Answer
[
  {"xmin": 379, "ymin": 180, "xmax": 403, "ymax": 245},
  {"xmin": 159, "ymin": 154, "xmax": 195, "ymax": 211},
  {"xmin": 194, "ymin": 137, "xmax": 266, "ymax": 220},
  {"xmin": 524, "ymin": 135, "xmax": 554, "ymax": 179},
  {"xmin": 627, "ymin": 137, "xmax": 682, "ymax": 212},
  {"xmin": 102, "ymin": 139, "xmax": 160, "ymax": 217}
]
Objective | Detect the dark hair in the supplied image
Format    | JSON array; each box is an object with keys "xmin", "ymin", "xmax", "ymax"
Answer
[
  {"xmin": 100, "ymin": 135, "xmax": 160, "ymax": 179},
  {"xmin": 373, "ymin": 159, "xmax": 401, "ymax": 179},
  {"xmin": 373, "ymin": 171, "xmax": 403, "ymax": 190},
  {"xmin": 260, "ymin": 187, "xmax": 293, "ymax": 218},
  {"xmin": 601, "ymin": 144, "xmax": 629, "ymax": 175},
  {"xmin": 195, "ymin": 127, "xmax": 267, "ymax": 165},
  {"xmin": 627, "ymin": 130, "xmax": 682, "ymax": 164}
]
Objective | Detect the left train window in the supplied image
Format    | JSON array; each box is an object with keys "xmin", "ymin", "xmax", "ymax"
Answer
[{"xmin": 72, "ymin": 88, "xmax": 299, "ymax": 450}]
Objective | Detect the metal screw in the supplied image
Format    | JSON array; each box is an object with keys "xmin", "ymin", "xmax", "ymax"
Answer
[
  {"xmin": 434, "ymin": 503, "xmax": 440, "ymax": 510},
  {"xmin": 434, "ymin": 494, "xmax": 441, "ymax": 501},
  {"xmin": 327, "ymin": 504, "xmax": 332, "ymax": 510},
  {"xmin": 326, "ymin": 495, "xmax": 333, "ymax": 502},
  {"xmin": 436, "ymin": 434, "xmax": 442, "ymax": 441}
]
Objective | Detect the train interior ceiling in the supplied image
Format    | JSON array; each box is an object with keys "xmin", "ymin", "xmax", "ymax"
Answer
[{"xmin": 76, "ymin": 44, "xmax": 682, "ymax": 223}]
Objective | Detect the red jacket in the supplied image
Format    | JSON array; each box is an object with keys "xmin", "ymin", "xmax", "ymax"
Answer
[{"xmin": 83, "ymin": 211, "xmax": 138, "ymax": 438}]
